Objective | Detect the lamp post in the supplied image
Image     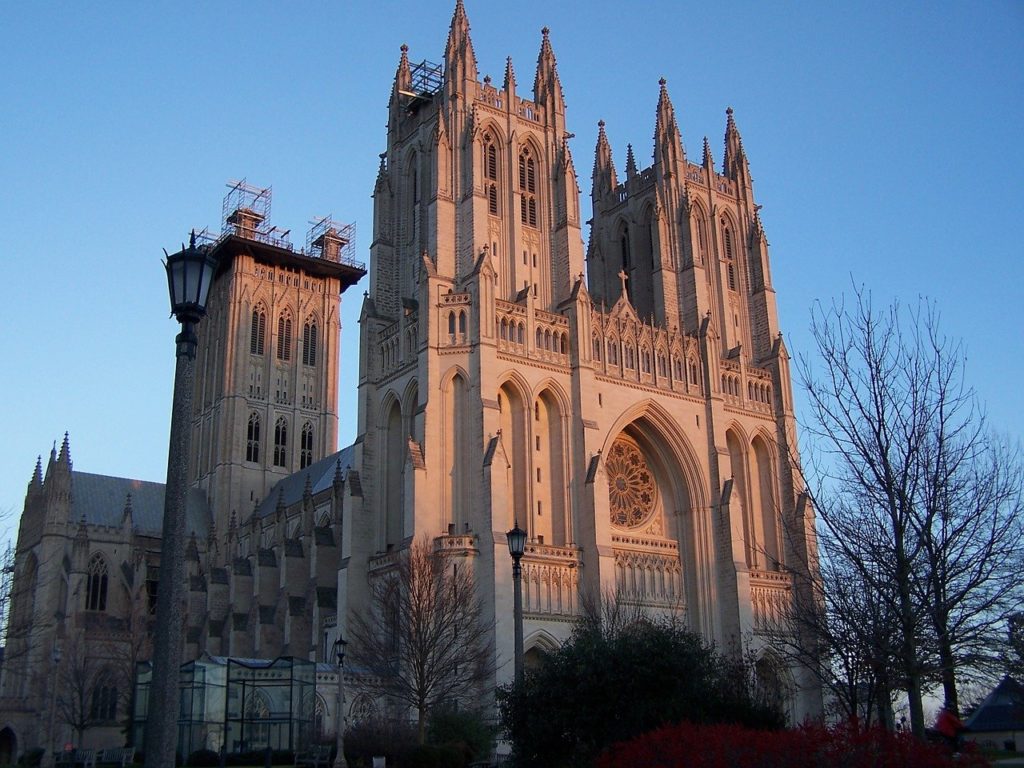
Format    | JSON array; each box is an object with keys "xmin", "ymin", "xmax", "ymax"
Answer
[
  {"xmin": 47, "ymin": 645, "xmax": 61, "ymax": 768},
  {"xmin": 505, "ymin": 523, "xmax": 527, "ymax": 685},
  {"xmin": 144, "ymin": 233, "xmax": 218, "ymax": 768},
  {"xmin": 332, "ymin": 636, "xmax": 348, "ymax": 768}
]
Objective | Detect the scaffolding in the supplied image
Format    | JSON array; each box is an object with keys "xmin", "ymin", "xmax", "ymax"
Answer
[
  {"xmin": 221, "ymin": 179, "xmax": 293, "ymax": 250},
  {"xmin": 410, "ymin": 59, "xmax": 443, "ymax": 97},
  {"xmin": 306, "ymin": 216, "xmax": 357, "ymax": 267}
]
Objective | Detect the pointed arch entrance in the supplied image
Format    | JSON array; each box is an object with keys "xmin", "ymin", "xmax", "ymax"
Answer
[{"xmin": 600, "ymin": 401, "xmax": 710, "ymax": 631}]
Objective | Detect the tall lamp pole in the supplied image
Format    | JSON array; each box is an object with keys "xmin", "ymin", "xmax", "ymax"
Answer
[
  {"xmin": 144, "ymin": 233, "xmax": 218, "ymax": 768},
  {"xmin": 505, "ymin": 524, "xmax": 527, "ymax": 685},
  {"xmin": 332, "ymin": 636, "xmax": 348, "ymax": 768}
]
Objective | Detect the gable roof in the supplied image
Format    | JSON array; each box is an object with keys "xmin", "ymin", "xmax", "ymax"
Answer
[
  {"xmin": 964, "ymin": 676, "xmax": 1024, "ymax": 733},
  {"xmin": 70, "ymin": 471, "xmax": 211, "ymax": 538},
  {"xmin": 254, "ymin": 444, "xmax": 355, "ymax": 520}
]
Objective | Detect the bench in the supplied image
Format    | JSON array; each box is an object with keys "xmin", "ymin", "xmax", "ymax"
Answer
[
  {"xmin": 97, "ymin": 748, "xmax": 136, "ymax": 768},
  {"xmin": 56, "ymin": 750, "xmax": 96, "ymax": 768},
  {"xmin": 294, "ymin": 745, "xmax": 332, "ymax": 768}
]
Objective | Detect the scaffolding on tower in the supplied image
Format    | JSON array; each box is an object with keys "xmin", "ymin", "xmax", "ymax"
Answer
[{"xmin": 306, "ymin": 216, "xmax": 357, "ymax": 267}]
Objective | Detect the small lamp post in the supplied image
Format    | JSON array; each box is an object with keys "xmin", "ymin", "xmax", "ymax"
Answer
[
  {"xmin": 506, "ymin": 523, "xmax": 527, "ymax": 685},
  {"xmin": 47, "ymin": 645, "xmax": 61, "ymax": 768},
  {"xmin": 332, "ymin": 635, "xmax": 349, "ymax": 768},
  {"xmin": 144, "ymin": 233, "xmax": 218, "ymax": 768}
]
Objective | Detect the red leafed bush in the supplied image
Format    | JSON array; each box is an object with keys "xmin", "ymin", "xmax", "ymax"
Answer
[{"xmin": 596, "ymin": 721, "xmax": 988, "ymax": 768}]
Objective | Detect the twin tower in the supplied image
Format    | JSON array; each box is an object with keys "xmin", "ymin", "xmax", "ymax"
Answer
[{"xmin": 350, "ymin": 0, "xmax": 819, "ymax": 719}]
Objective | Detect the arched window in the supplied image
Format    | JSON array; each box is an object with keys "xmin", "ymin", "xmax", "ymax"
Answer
[
  {"xmin": 608, "ymin": 339, "xmax": 619, "ymax": 365},
  {"xmin": 625, "ymin": 344, "xmax": 635, "ymax": 369},
  {"xmin": 300, "ymin": 422, "xmax": 314, "ymax": 470},
  {"xmin": 593, "ymin": 335, "xmax": 602, "ymax": 361},
  {"xmin": 90, "ymin": 680, "xmax": 118, "ymax": 722},
  {"xmin": 86, "ymin": 553, "xmax": 108, "ymax": 611},
  {"xmin": 484, "ymin": 133, "xmax": 499, "ymax": 216},
  {"xmin": 458, "ymin": 311, "xmax": 467, "ymax": 335},
  {"xmin": 723, "ymin": 220, "xmax": 736, "ymax": 291},
  {"xmin": 273, "ymin": 417, "xmax": 288, "ymax": 468},
  {"xmin": 302, "ymin": 321, "xmax": 318, "ymax": 366},
  {"xmin": 246, "ymin": 413, "xmax": 261, "ymax": 463},
  {"xmin": 277, "ymin": 312, "xmax": 293, "ymax": 361},
  {"xmin": 696, "ymin": 214, "xmax": 708, "ymax": 260},
  {"xmin": 519, "ymin": 148, "xmax": 538, "ymax": 227},
  {"xmin": 448, "ymin": 312, "xmax": 456, "ymax": 337},
  {"xmin": 250, "ymin": 306, "xmax": 267, "ymax": 355},
  {"xmin": 620, "ymin": 226, "xmax": 631, "ymax": 276}
]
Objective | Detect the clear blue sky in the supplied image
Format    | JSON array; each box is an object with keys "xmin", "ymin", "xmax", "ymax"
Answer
[{"xmin": 2, "ymin": 1, "xmax": 1022, "ymax": 539}]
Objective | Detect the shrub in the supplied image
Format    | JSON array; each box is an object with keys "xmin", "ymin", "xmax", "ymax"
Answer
[
  {"xmin": 499, "ymin": 615, "xmax": 782, "ymax": 767},
  {"xmin": 343, "ymin": 717, "xmax": 417, "ymax": 768},
  {"xmin": 186, "ymin": 749, "xmax": 219, "ymax": 767},
  {"xmin": 596, "ymin": 721, "xmax": 989, "ymax": 768},
  {"xmin": 426, "ymin": 706, "xmax": 495, "ymax": 762},
  {"xmin": 16, "ymin": 749, "xmax": 44, "ymax": 768}
]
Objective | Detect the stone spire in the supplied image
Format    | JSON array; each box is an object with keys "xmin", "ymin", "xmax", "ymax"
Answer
[
  {"xmin": 503, "ymin": 56, "xmax": 516, "ymax": 96},
  {"xmin": 533, "ymin": 26, "xmax": 565, "ymax": 117},
  {"xmin": 625, "ymin": 143, "xmax": 637, "ymax": 179},
  {"xmin": 57, "ymin": 431, "xmax": 72, "ymax": 469},
  {"xmin": 702, "ymin": 136, "xmax": 714, "ymax": 171},
  {"xmin": 444, "ymin": 0, "xmax": 478, "ymax": 87},
  {"xmin": 30, "ymin": 456, "xmax": 43, "ymax": 490},
  {"xmin": 122, "ymin": 492, "xmax": 134, "ymax": 528},
  {"xmin": 395, "ymin": 44, "xmax": 412, "ymax": 95},
  {"xmin": 592, "ymin": 120, "xmax": 619, "ymax": 198},
  {"xmin": 653, "ymin": 78, "xmax": 685, "ymax": 173},
  {"xmin": 723, "ymin": 107, "xmax": 750, "ymax": 182}
]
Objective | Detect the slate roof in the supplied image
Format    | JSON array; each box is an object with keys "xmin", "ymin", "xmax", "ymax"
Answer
[
  {"xmin": 254, "ymin": 445, "xmax": 355, "ymax": 520},
  {"xmin": 69, "ymin": 471, "xmax": 211, "ymax": 538},
  {"xmin": 965, "ymin": 676, "xmax": 1024, "ymax": 733}
]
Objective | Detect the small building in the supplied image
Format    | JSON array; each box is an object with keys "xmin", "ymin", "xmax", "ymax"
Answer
[
  {"xmin": 964, "ymin": 676, "xmax": 1024, "ymax": 753},
  {"xmin": 134, "ymin": 655, "xmax": 339, "ymax": 760}
]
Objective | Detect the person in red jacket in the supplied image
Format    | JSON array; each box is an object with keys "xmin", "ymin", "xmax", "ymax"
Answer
[{"xmin": 935, "ymin": 705, "xmax": 964, "ymax": 751}]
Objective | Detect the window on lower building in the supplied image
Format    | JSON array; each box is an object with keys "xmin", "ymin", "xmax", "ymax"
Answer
[{"xmin": 86, "ymin": 553, "xmax": 108, "ymax": 611}]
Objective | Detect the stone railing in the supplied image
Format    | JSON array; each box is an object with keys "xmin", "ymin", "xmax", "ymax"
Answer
[
  {"xmin": 749, "ymin": 569, "xmax": 792, "ymax": 633},
  {"xmin": 433, "ymin": 533, "xmax": 479, "ymax": 558},
  {"xmin": 522, "ymin": 543, "xmax": 581, "ymax": 618},
  {"xmin": 613, "ymin": 548, "xmax": 684, "ymax": 608}
]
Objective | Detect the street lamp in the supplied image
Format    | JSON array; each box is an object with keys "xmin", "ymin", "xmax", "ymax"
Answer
[
  {"xmin": 506, "ymin": 523, "xmax": 527, "ymax": 685},
  {"xmin": 48, "ymin": 645, "xmax": 61, "ymax": 768},
  {"xmin": 144, "ymin": 232, "xmax": 218, "ymax": 768},
  {"xmin": 332, "ymin": 635, "xmax": 349, "ymax": 768}
]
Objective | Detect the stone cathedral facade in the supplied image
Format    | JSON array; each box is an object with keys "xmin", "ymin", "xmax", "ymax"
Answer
[{"xmin": 0, "ymin": 2, "xmax": 821, "ymax": 761}]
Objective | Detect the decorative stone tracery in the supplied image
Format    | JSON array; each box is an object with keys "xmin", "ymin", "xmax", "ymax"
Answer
[{"xmin": 606, "ymin": 436, "xmax": 657, "ymax": 529}]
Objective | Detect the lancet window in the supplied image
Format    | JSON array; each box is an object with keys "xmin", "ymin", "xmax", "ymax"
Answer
[
  {"xmin": 300, "ymin": 421, "xmax": 314, "ymax": 469},
  {"xmin": 273, "ymin": 417, "xmax": 288, "ymax": 468},
  {"xmin": 250, "ymin": 306, "xmax": 267, "ymax": 355},
  {"xmin": 484, "ymin": 133, "xmax": 499, "ymax": 216},
  {"xmin": 302, "ymin": 320, "xmax": 318, "ymax": 366},
  {"xmin": 247, "ymin": 412, "xmax": 261, "ymax": 462},
  {"xmin": 86, "ymin": 553, "xmax": 108, "ymax": 611},
  {"xmin": 519, "ymin": 147, "xmax": 538, "ymax": 227},
  {"xmin": 277, "ymin": 311, "xmax": 293, "ymax": 361}
]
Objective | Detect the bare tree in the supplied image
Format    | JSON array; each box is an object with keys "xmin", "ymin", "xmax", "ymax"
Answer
[
  {"xmin": 350, "ymin": 537, "xmax": 495, "ymax": 743},
  {"xmin": 798, "ymin": 287, "xmax": 1024, "ymax": 736},
  {"xmin": 56, "ymin": 633, "xmax": 117, "ymax": 745}
]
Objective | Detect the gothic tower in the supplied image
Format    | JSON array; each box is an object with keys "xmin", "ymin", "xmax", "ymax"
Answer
[
  {"xmin": 347, "ymin": 0, "xmax": 820, "ymax": 719},
  {"xmin": 190, "ymin": 183, "xmax": 364, "ymax": 562}
]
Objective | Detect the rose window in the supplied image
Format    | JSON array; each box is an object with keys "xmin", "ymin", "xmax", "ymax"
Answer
[{"xmin": 606, "ymin": 437, "xmax": 657, "ymax": 528}]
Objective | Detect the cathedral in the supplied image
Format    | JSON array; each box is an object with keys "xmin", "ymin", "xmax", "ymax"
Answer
[{"xmin": 0, "ymin": 1, "xmax": 822, "ymax": 761}]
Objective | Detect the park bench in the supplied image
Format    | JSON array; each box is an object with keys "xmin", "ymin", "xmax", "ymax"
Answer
[
  {"xmin": 293, "ymin": 745, "xmax": 332, "ymax": 768},
  {"xmin": 56, "ymin": 749, "xmax": 96, "ymax": 768},
  {"xmin": 97, "ymin": 747, "xmax": 136, "ymax": 768}
]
